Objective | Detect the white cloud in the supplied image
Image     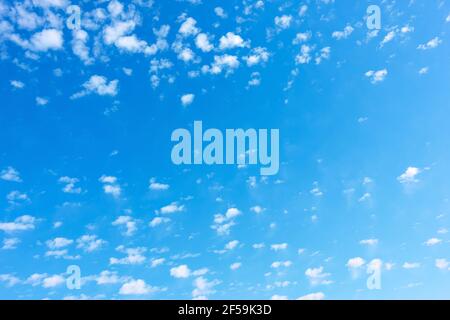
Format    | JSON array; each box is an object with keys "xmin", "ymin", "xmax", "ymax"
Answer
[
  {"xmin": 25, "ymin": 273, "xmax": 48, "ymax": 286},
  {"xmin": 293, "ymin": 32, "xmax": 311, "ymax": 44},
  {"xmin": 149, "ymin": 178, "xmax": 169, "ymax": 190},
  {"xmin": 435, "ymin": 259, "xmax": 449, "ymax": 270},
  {"xmin": 305, "ymin": 266, "xmax": 331, "ymax": 285},
  {"xmin": 380, "ymin": 31, "xmax": 395, "ymax": 47},
  {"xmin": 110, "ymin": 246, "xmax": 146, "ymax": 265},
  {"xmin": 225, "ymin": 240, "xmax": 239, "ymax": 250},
  {"xmin": 149, "ymin": 217, "xmax": 170, "ymax": 227},
  {"xmin": 397, "ymin": 167, "xmax": 421, "ymax": 184},
  {"xmin": 230, "ymin": 262, "xmax": 241, "ymax": 270},
  {"xmin": 95, "ymin": 270, "xmax": 121, "ymax": 285},
  {"xmin": 332, "ymin": 25, "xmax": 354, "ymax": 40},
  {"xmin": 10, "ymin": 80, "xmax": 25, "ymax": 89},
  {"xmin": 297, "ymin": 292, "xmax": 325, "ymax": 300},
  {"xmin": 244, "ymin": 47, "xmax": 269, "ymax": 66},
  {"xmin": 36, "ymin": 97, "xmax": 48, "ymax": 106},
  {"xmin": 30, "ymin": 29, "xmax": 63, "ymax": 51},
  {"xmin": 212, "ymin": 208, "xmax": 241, "ymax": 236},
  {"xmin": 181, "ymin": 93, "xmax": 195, "ymax": 107},
  {"xmin": 159, "ymin": 202, "xmax": 185, "ymax": 214},
  {"xmin": 112, "ymin": 216, "xmax": 137, "ymax": 236},
  {"xmin": 2, "ymin": 238, "xmax": 20, "ymax": 250},
  {"xmin": 271, "ymin": 243, "xmax": 288, "ymax": 251},
  {"xmin": 424, "ymin": 238, "xmax": 442, "ymax": 246},
  {"xmin": 365, "ymin": 69, "xmax": 388, "ymax": 84},
  {"xmin": 419, "ymin": 67, "xmax": 429, "ymax": 75},
  {"xmin": 402, "ymin": 262, "xmax": 420, "ymax": 269},
  {"xmin": 1, "ymin": 167, "xmax": 22, "ymax": 182},
  {"xmin": 99, "ymin": 175, "xmax": 121, "ymax": 198},
  {"xmin": 250, "ymin": 205, "xmax": 265, "ymax": 214},
  {"xmin": 179, "ymin": 17, "xmax": 199, "ymax": 37},
  {"xmin": 219, "ymin": 32, "xmax": 246, "ymax": 50},
  {"xmin": 0, "ymin": 215, "xmax": 36, "ymax": 233},
  {"xmin": 107, "ymin": 0, "xmax": 123, "ymax": 17},
  {"xmin": 0, "ymin": 274, "xmax": 20, "ymax": 287},
  {"xmin": 46, "ymin": 237, "xmax": 73, "ymax": 249},
  {"xmin": 360, "ymin": 239, "xmax": 378, "ymax": 246},
  {"xmin": 72, "ymin": 76, "xmax": 119, "ymax": 99},
  {"xmin": 417, "ymin": 37, "xmax": 442, "ymax": 50},
  {"xmin": 76, "ymin": 235, "xmax": 106, "ymax": 252},
  {"xmin": 42, "ymin": 274, "xmax": 65, "ymax": 288},
  {"xmin": 59, "ymin": 176, "xmax": 82, "ymax": 194},
  {"xmin": 192, "ymin": 276, "xmax": 220, "ymax": 299},
  {"xmin": 32, "ymin": 0, "xmax": 68, "ymax": 8},
  {"xmin": 295, "ymin": 44, "xmax": 313, "ymax": 64},
  {"xmin": 274, "ymin": 15, "xmax": 292, "ymax": 29},
  {"xmin": 170, "ymin": 264, "xmax": 191, "ymax": 278},
  {"xmin": 195, "ymin": 33, "xmax": 213, "ymax": 52},
  {"xmin": 271, "ymin": 260, "xmax": 292, "ymax": 269},
  {"xmin": 346, "ymin": 257, "xmax": 366, "ymax": 268},
  {"xmin": 103, "ymin": 20, "xmax": 136, "ymax": 45},
  {"xmin": 72, "ymin": 29, "xmax": 92, "ymax": 64},
  {"xmin": 203, "ymin": 54, "xmax": 240, "ymax": 75},
  {"xmin": 119, "ymin": 279, "xmax": 155, "ymax": 295},
  {"xmin": 214, "ymin": 7, "xmax": 227, "ymax": 18},
  {"xmin": 315, "ymin": 47, "xmax": 331, "ymax": 64},
  {"xmin": 150, "ymin": 258, "xmax": 165, "ymax": 268}
]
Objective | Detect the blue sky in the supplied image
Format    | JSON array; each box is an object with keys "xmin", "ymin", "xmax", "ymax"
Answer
[{"xmin": 0, "ymin": 0, "xmax": 450, "ymax": 300}]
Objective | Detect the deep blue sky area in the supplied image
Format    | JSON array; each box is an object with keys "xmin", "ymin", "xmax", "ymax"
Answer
[{"xmin": 0, "ymin": 0, "xmax": 449, "ymax": 300}]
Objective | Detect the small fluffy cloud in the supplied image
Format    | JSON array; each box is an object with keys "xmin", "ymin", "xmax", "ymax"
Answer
[
  {"xmin": 149, "ymin": 178, "xmax": 169, "ymax": 191},
  {"xmin": 149, "ymin": 217, "xmax": 170, "ymax": 228},
  {"xmin": 112, "ymin": 216, "xmax": 137, "ymax": 236},
  {"xmin": 195, "ymin": 33, "xmax": 213, "ymax": 52},
  {"xmin": 219, "ymin": 32, "xmax": 246, "ymax": 50},
  {"xmin": 346, "ymin": 257, "xmax": 366, "ymax": 269},
  {"xmin": 58, "ymin": 176, "xmax": 82, "ymax": 194},
  {"xmin": 332, "ymin": 25, "xmax": 354, "ymax": 40},
  {"xmin": 230, "ymin": 262, "xmax": 241, "ymax": 270},
  {"xmin": 297, "ymin": 292, "xmax": 325, "ymax": 300},
  {"xmin": 99, "ymin": 175, "xmax": 121, "ymax": 198},
  {"xmin": 179, "ymin": 17, "xmax": 199, "ymax": 37},
  {"xmin": 424, "ymin": 238, "xmax": 442, "ymax": 246},
  {"xmin": 181, "ymin": 93, "xmax": 195, "ymax": 107},
  {"xmin": 159, "ymin": 202, "xmax": 185, "ymax": 214},
  {"xmin": 72, "ymin": 76, "xmax": 119, "ymax": 99},
  {"xmin": 397, "ymin": 167, "xmax": 421, "ymax": 184},
  {"xmin": 2, "ymin": 238, "xmax": 20, "ymax": 250},
  {"xmin": 211, "ymin": 208, "xmax": 241, "ymax": 235},
  {"xmin": 435, "ymin": 259, "xmax": 449, "ymax": 270},
  {"xmin": 0, "ymin": 215, "xmax": 36, "ymax": 233},
  {"xmin": 110, "ymin": 246, "xmax": 146, "ymax": 265},
  {"xmin": 402, "ymin": 262, "xmax": 420, "ymax": 269},
  {"xmin": 46, "ymin": 237, "xmax": 73, "ymax": 249},
  {"xmin": 170, "ymin": 264, "xmax": 191, "ymax": 278},
  {"xmin": 417, "ymin": 37, "xmax": 442, "ymax": 50},
  {"xmin": 271, "ymin": 243, "xmax": 288, "ymax": 251},
  {"xmin": 1, "ymin": 167, "xmax": 22, "ymax": 182},
  {"xmin": 42, "ymin": 274, "xmax": 65, "ymax": 288},
  {"xmin": 119, "ymin": 279, "xmax": 155, "ymax": 295},
  {"xmin": 360, "ymin": 239, "xmax": 378, "ymax": 246},
  {"xmin": 30, "ymin": 29, "xmax": 63, "ymax": 51},
  {"xmin": 244, "ymin": 47, "xmax": 269, "ymax": 66},
  {"xmin": 305, "ymin": 266, "xmax": 331, "ymax": 285},
  {"xmin": 365, "ymin": 69, "xmax": 388, "ymax": 84},
  {"xmin": 274, "ymin": 15, "xmax": 292, "ymax": 29},
  {"xmin": 76, "ymin": 235, "xmax": 106, "ymax": 252}
]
